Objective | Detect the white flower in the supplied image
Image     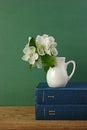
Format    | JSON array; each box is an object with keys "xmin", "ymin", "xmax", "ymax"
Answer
[
  {"xmin": 36, "ymin": 34, "xmax": 58, "ymax": 56},
  {"xmin": 22, "ymin": 34, "xmax": 59, "ymax": 71},
  {"xmin": 36, "ymin": 35, "xmax": 46, "ymax": 56},
  {"xmin": 22, "ymin": 46, "xmax": 38, "ymax": 65},
  {"xmin": 36, "ymin": 58, "xmax": 42, "ymax": 68},
  {"xmin": 47, "ymin": 43, "xmax": 58, "ymax": 56}
]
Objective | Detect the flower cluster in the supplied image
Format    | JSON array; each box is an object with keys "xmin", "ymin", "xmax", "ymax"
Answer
[{"xmin": 22, "ymin": 34, "xmax": 58, "ymax": 72}]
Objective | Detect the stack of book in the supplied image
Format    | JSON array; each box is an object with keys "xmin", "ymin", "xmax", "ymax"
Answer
[{"xmin": 35, "ymin": 82, "xmax": 87, "ymax": 120}]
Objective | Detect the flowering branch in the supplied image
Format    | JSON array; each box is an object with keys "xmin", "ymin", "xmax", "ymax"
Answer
[{"xmin": 22, "ymin": 34, "xmax": 58, "ymax": 72}]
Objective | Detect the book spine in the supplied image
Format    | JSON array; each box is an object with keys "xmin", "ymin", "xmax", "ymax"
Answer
[
  {"xmin": 35, "ymin": 89, "xmax": 87, "ymax": 104},
  {"xmin": 35, "ymin": 104, "xmax": 87, "ymax": 120}
]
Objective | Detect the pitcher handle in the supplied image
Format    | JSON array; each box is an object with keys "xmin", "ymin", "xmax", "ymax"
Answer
[{"xmin": 66, "ymin": 60, "xmax": 76, "ymax": 80}]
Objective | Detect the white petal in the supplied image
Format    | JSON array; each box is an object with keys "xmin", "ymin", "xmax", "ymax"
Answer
[
  {"xmin": 36, "ymin": 59, "xmax": 42, "ymax": 68},
  {"xmin": 54, "ymin": 42, "xmax": 57, "ymax": 47},
  {"xmin": 29, "ymin": 58, "xmax": 35, "ymax": 65},
  {"xmin": 33, "ymin": 53, "xmax": 38, "ymax": 60},
  {"xmin": 29, "ymin": 46, "xmax": 36, "ymax": 53},
  {"xmin": 37, "ymin": 48, "xmax": 45, "ymax": 56},
  {"xmin": 38, "ymin": 38, "xmax": 43, "ymax": 45},
  {"xmin": 22, "ymin": 54, "xmax": 29, "ymax": 61},
  {"xmin": 42, "ymin": 34, "xmax": 48, "ymax": 38},
  {"xmin": 23, "ymin": 43, "xmax": 30, "ymax": 54},
  {"xmin": 46, "ymin": 49, "xmax": 51, "ymax": 55},
  {"xmin": 36, "ymin": 35, "xmax": 41, "ymax": 43},
  {"xmin": 51, "ymin": 48, "xmax": 58, "ymax": 56},
  {"xmin": 49, "ymin": 36, "xmax": 55, "ymax": 42},
  {"xmin": 44, "ymin": 38, "xmax": 50, "ymax": 47},
  {"xmin": 36, "ymin": 35, "xmax": 40, "ymax": 40}
]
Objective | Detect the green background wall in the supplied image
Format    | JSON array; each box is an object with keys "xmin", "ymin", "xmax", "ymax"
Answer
[{"xmin": 0, "ymin": 0, "xmax": 87, "ymax": 106}]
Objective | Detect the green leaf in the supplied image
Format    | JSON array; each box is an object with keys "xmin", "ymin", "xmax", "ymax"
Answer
[
  {"xmin": 41, "ymin": 54, "xmax": 55, "ymax": 72},
  {"xmin": 41, "ymin": 54, "xmax": 55, "ymax": 66},
  {"xmin": 29, "ymin": 37, "xmax": 36, "ymax": 47},
  {"xmin": 44, "ymin": 66, "xmax": 50, "ymax": 73}
]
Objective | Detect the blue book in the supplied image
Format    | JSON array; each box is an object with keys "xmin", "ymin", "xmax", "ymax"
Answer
[
  {"xmin": 35, "ymin": 104, "xmax": 87, "ymax": 120},
  {"xmin": 35, "ymin": 82, "xmax": 87, "ymax": 104}
]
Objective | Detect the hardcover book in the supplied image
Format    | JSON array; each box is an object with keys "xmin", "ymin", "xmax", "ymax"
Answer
[
  {"xmin": 35, "ymin": 104, "xmax": 87, "ymax": 120},
  {"xmin": 35, "ymin": 82, "xmax": 87, "ymax": 104}
]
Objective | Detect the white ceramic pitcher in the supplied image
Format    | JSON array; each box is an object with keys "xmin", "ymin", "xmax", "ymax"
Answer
[{"xmin": 46, "ymin": 57, "xmax": 76, "ymax": 88}]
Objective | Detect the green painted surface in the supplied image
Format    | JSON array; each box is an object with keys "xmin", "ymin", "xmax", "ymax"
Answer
[{"xmin": 0, "ymin": 0, "xmax": 87, "ymax": 106}]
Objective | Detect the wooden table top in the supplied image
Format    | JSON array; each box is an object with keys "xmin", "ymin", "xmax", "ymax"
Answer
[{"xmin": 0, "ymin": 106, "xmax": 87, "ymax": 130}]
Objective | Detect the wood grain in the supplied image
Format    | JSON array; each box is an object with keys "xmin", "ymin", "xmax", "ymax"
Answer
[{"xmin": 0, "ymin": 106, "xmax": 87, "ymax": 130}]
